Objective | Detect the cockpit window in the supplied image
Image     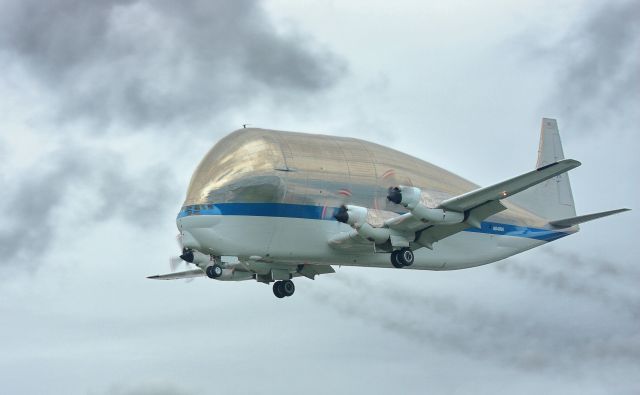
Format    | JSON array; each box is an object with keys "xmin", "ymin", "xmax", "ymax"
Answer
[{"xmin": 206, "ymin": 175, "xmax": 285, "ymax": 203}]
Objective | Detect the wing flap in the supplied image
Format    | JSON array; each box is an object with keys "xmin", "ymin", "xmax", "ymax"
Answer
[
  {"xmin": 297, "ymin": 264, "xmax": 335, "ymax": 280},
  {"xmin": 439, "ymin": 159, "xmax": 581, "ymax": 212},
  {"xmin": 416, "ymin": 200, "xmax": 507, "ymax": 247}
]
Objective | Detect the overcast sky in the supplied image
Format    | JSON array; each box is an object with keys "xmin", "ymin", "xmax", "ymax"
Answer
[{"xmin": 0, "ymin": 0, "xmax": 638, "ymax": 394}]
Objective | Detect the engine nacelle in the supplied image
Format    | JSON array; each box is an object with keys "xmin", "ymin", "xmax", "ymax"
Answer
[
  {"xmin": 412, "ymin": 205, "xmax": 464, "ymax": 224},
  {"xmin": 387, "ymin": 186, "xmax": 421, "ymax": 209},
  {"xmin": 334, "ymin": 204, "xmax": 390, "ymax": 243},
  {"xmin": 388, "ymin": 186, "xmax": 464, "ymax": 224},
  {"xmin": 356, "ymin": 222, "xmax": 391, "ymax": 244},
  {"xmin": 214, "ymin": 268, "xmax": 254, "ymax": 281},
  {"xmin": 334, "ymin": 205, "xmax": 368, "ymax": 227},
  {"xmin": 180, "ymin": 249, "xmax": 210, "ymax": 264}
]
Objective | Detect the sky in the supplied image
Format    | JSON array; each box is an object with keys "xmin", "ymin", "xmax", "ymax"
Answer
[{"xmin": 0, "ymin": 0, "xmax": 638, "ymax": 394}]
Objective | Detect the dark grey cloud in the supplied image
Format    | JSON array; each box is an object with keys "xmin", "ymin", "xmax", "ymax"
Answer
[
  {"xmin": 540, "ymin": 0, "xmax": 640, "ymax": 131},
  {"xmin": 0, "ymin": 0, "xmax": 346, "ymax": 128},
  {"xmin": 0, "ymin": 146, "xmax": 176, "ymax": 271},
  {"xmin": 541, "ymin": 247, "xmax": 640, "ymax": 284},
  {"xmin": 494, "ymin": 253, "xmax": 640, "ymax": 319},
  {"xmin": 315, "ymin": 271, "xmax": 640, "ymax": 371}
]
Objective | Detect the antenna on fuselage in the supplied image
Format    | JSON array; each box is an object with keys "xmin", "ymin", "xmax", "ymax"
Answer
[{"xmin": 242, "ymin": 123, "xmax": 251, "ymax": 128}]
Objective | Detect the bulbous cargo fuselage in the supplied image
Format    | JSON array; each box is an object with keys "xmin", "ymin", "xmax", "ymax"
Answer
[{"xmin": 177, "ymin": 128, "xmax": 548, "ymax": 270}]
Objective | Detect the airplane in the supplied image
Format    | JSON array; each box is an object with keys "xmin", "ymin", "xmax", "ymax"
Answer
[{"xmin": 148, "ymin": 118, "xmax": 630, "ymax": 298}]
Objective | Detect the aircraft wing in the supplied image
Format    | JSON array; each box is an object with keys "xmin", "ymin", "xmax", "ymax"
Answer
[
  {"xmin": 147, "ymin": 269, "xmax": 204, "ymax": 280},
  {"xmin": 413, "ymin": 200, "xmax": 506, "ymax": 248},
  {"xmin": 438, "ymin": 159, "xmax": 581, "ymax": 212},
  {"xmin": 148, "ymin": 264, "xmax": 335, "ymax": 281},
  {"xmin": 331, "ymin": 160, "xmax": 580, "ymax": 252}
]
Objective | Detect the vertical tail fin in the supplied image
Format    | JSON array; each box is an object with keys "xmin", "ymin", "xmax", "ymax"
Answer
[{"xmin": 511, "ymin": 118, "xmax": 577, "ymax": 220}]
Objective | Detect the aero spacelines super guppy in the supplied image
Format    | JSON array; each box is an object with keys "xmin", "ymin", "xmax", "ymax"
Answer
[{"xmin": 148, "ymin": 119, "xmax": 629, "ymax": 299}]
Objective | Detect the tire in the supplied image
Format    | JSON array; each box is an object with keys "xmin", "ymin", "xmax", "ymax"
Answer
[
  {"xmin": 206, "ymin": 264, "xmax": 223, "ymax": 278},
  {"xmin": 282, "ymin": 280, "xmax": 295, "ymax": 297},
  {"xmin": 390, "ymin": 251, "xmax": 404, "ymax": 268},
  {"xmin": 397, "ymin": 248, "xmax": 414, "ymax": 266},
  {"xmin": 273, "ymin": 281, "xmax": 285, "ymax": 298}
]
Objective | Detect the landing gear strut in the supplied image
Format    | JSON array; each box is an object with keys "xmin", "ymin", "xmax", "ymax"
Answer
[
  {"xmin": 273, "ymin": 280, "xmax": 295, "ymax": 298},
  {"xmin": 391, "ymin": 247, "xmax": 414, "ymax": 268}
]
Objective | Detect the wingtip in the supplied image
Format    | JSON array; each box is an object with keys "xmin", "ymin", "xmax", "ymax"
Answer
[
  {"xmin": 563, "ymin": 158, "xmax": 582, "ymax": 167},
  {"xmin": 536, "ymin": 159, "xmax": 581, "ymax": 171}
]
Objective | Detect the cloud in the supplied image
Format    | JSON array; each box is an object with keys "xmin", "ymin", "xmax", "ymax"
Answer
[
  {"xmin": 541, "ymin": 247, "xmax": 640, "ymax": 284},
  {"xmin": 494, "ymin": 253, "xmax": 640, "ymax": 319},
  {"xmin": 314, "ymin": 272, "xmax": 640, "ymax": 371},
  {"xmin": 0, "ymin": 0, "xmax": 346, "ymax": 128},
  {"xmin": 542, "ymin": 0, "xmax": 640, "ymax": 130},
  {"xmin": 101, "ymin": 382, "xmax": 194, "ymax": 395},
  {"xmin": 0, "ymin": 145, "xmax": 176, "ymax": 270}
]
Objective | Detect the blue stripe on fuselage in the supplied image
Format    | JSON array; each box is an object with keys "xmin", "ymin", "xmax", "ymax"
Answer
[
  {"xmin": 463, "ymin": 221, "xmax": 569, "ymax": 242},
  {"xmin": 177, "ymin": 202, "xmax": 570, "ymax": 242}
]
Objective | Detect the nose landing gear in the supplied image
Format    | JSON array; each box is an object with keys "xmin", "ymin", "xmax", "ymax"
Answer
[
  {"xmin": 273, "ymin": 280, "xmax": 295, "ymax": 298},
  {"xmin": 391, "ymin": 247, "xmax": 414, "ymax": 268}
]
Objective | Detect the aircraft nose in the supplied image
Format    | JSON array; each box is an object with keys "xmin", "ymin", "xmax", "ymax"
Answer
[
  {"xmin": 180, "ymin": 230, "xmax": 201, "ymax": 250},
  {"xmin": 176, "ymin": 209, "xmax": 200, "ymax": 250}
]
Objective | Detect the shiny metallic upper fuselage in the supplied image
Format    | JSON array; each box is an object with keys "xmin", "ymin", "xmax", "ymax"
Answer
[{"xmin": 183, "ymin": 128, "xmax": 544, "ymax": 227}]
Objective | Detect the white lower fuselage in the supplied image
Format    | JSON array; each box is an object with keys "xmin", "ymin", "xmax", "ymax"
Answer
[{"xmin": 178, "ymin": 211, "xmax": 572, "ymax": 271}]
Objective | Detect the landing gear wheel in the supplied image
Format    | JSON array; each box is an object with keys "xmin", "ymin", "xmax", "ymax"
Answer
[
  {"xmin": 390, "ymin": 250, "xmax": 404, "ymax": 268},
  {"xmin": 206, "ymin": 264, "xmax": 223, "ymax": 279},
  {"xmin": 273, "ymin": 281, "xmax": 285, "ymax": 298},
  {"xmin": 281, "ymin": 280, "xmax": 295, "ymax": 297},
  {"xmin": 397, "ymin": 247, "xmax": 414, "ymax": 266}
]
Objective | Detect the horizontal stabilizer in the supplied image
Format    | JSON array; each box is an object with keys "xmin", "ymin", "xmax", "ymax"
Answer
[
  {"xmin": 439, "ymin": 159, "xmax": 581, "ymax": 212},
  {"xmin": 549, "ymin": 208, "xmax": 630, "ymax": 228},
  {"xmin": 147, "ymin": 269, "xmax": 204, "ymax": 280}
]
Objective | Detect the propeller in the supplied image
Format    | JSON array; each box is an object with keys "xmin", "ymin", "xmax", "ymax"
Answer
[
  {"xmin": 327, "ymin": 188, "xmax": 352, "ymax": 221},
  {"xmin": 170, "ymin": 256, "xmax": 183, "ymax": 272},
  {"xmin": 334, "ymin": 205, "xmax": 349, "ymax": 223},
  {"xmin": 162, "ymin": 234, "xmax": 199, "ymax": 282},
  {"xmin": 387, "ymin": 186, "xmax": 402, "ymax": 204},
  {"xmin": 169, "ymin": 234, "xmax": 194, "ymax": 272}
]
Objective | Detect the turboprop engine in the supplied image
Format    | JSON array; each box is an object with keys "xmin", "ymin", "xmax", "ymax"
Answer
[
  {"xmin": 215, "ymin": 268, "xmax": 254, "ymax": 281},
  {"xmin": 334, "ymin": 205, "xmax": 391, "ymax": 243},
  {"xmin": 387, "ymin": 186, "xmax": 464, "ymax": 224}
]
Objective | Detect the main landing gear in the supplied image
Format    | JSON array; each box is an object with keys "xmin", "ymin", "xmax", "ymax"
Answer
[
  {"xmin": 205, "ymin": 264, "xmax": 223, "ymax": 279},
  {"xmin": 390, "ymin": 247, "xmax": 414, "ymax": 268},
  {"xmin": 272, "ymin": 280, "xmax": 295, "ymax": 298}
]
